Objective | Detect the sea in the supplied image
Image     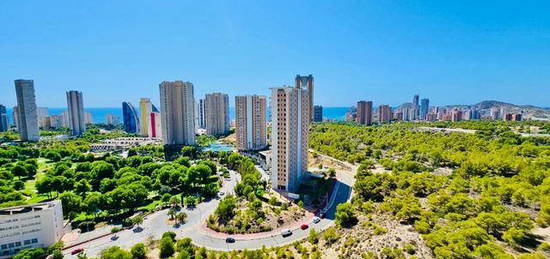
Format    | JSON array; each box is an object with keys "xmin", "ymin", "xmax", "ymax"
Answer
[{"xmin": 5, "ymin": 107, "xmax": 350, "ymax": 124}]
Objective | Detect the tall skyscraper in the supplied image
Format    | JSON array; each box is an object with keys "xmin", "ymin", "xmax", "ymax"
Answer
[
  {"xmin": 139, "ymin": 98, "xmax": 153, "ymax": 137},
  {"xmin": 14, "ymin": 80, "xmax": 40, "ymax": 141},
  {"xmin": 197, "ymin": 99, "xmax": 206, "ymax": 129},
  {"xmin": 420, "ymin": 98, "xmax": 429, "ymax": 120},
  {"xmin": 12, "ymin": 107, "xmax": 20, "ymax": 130},
  {"xmin": 235, "ymin": 95, "xmax": 267, "ymax": 151},
  {"xmin": 66, "ymin": 91, "xmax": 86, "ymax": 135},
  {"xmin": 148, "ymin": 110, "xmax": 162, "ymax": 139},
  {"xmin": 105, "ymin": 113, "xmax": 119, "ymax": 125},
  {"xmin": 295, "ymin": 74, "xmax": 314, "ymax": 121},
  {"xmin": 36, "ymin": 107, "xmax": 49, "ymax": 128},
  {"xmin": 413, "ymin": 94, "xmax": 420, "ymax": 118},
  {"xmin": 122, "ymin": 101, "xmax": 140, "ymax": 133},
  {"xmin": 270, "ymin": 85, "xmax": 309, "ymax": 193},
  {"xmin": 378, "ymin": 105, "xmax": 392, "ymax": 123},
  {"xmin": 0, "ymin": 105, "xmax": 8, "ymax": 132},
  {"xmin": 205, "ymin": 93, "xmax": 230, "ymax": 136},
  {"xmin": 159, "ymin": 81, "xmax": 196, "ymax": 145},
  {"xmin": 356, "ymin": 101, "xmax": 373, "ymax": 125},
  {"xmin": 313, "ymin": 105, "xmax": 323, "ymax": 122}
]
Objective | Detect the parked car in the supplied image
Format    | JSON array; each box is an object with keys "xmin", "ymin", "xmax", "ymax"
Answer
[
  {"xmin": 300, "ymin": 224, "xmax": 309, "ymax": 230},
  {"xmin": 225, "ymin": 237, "xmax": 235, "ymax": 243},
  {"xmin": 312, "ymin": 216, "xmax": 321, "ymax": 224},
  {"xmin": 71, "ymin": 248, "xmax": 84, "ymax": 255},
  {"xmin": 281, "ymin": 229, "xmax": 292, "ymax": 237},
  {"xmin": 218, "ymin": 191, "xmax": 225, "ymax": 196}
]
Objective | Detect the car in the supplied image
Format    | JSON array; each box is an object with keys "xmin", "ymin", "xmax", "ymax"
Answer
[
  {"xmin": 281, "ymin": 229, "xmax": 292, "ymax": 237},
  {"xmin": 218, "ymin": 191, "xmax": 225, "ymax": 196},
  {"xmin": 312, "ymin": 216, "xmax": 321, "ymax": 224},
  {"xmin": 71, "ymin": 248, "xmax": 84, "ymax": 255},
  {"xmin": 319, "ymin": 212, "xmax": 326, "ymax": 219},
  {"xmin": 225, "ymin": 237, "xmax": 235, "ymax": 243},
  {"xmin": 300, "ymin": 224, "xmax": 309, "ymax": 230}
]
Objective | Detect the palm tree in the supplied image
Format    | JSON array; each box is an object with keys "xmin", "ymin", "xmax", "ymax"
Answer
[
  {"xmin": 176, "ymin": 212, "xmax": 187, "ymax": 224},
  {"xmin": 169, "ymin": 196, "xmax": 179, "ymax": 208}
]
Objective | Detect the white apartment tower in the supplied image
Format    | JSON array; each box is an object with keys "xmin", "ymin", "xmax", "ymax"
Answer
[
  {"xmin": 0, "ymin": 201, "xmax": 64, "ymax": 258},
  {"xmin": 139, "ymin": 98, "xmax": 153, "ymax": 137},
  {"xmin": 14, "ymin": 80, "xmax": 40, "ymax": 141},
  {"xmin": 235, "ymin": 95, "xmax": 267, "ymax": 151},
  {"xmin": 270, "ymin": 85, "xmax": 310, "ymax": 193},
  {"xmin": 205, "ymin": 93, "xmax": 230, "ymax": 136},
  {"xmin": 159, "ymin": 81, "xmax": 196, "ymax": 145},
  {"xmin": 66, "ymin": 90, "xmax": 86, "ymax": 135}
]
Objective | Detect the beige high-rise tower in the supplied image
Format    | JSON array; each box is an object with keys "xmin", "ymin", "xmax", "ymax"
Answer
[
  {"xmin": 270, "ymin": 85, "xmax": 310, "ymax": 193},
  {"xmin": 159, "ymin": 81, "xmax": 196, "ymax": 145},
  {"xmin": 139, "ymin": 98, "xmax": 152, "ymax": 137},
  {"xmin": 205, "ymin": 93, "xmax": 229, "ymax": 136},
  {"xmin": 235, "ymin": 95, "xmax": 267, "ymax": 151}
]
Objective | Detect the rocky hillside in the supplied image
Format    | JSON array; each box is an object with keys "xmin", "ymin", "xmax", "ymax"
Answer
[{"xmin": 446, "ymin": 100, "xmax": 550, "ymax": 119}]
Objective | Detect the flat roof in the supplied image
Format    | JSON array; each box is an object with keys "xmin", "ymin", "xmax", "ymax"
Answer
[{"xmin": 0, "ymin": 200, "xmax": 60, "ymax": 216}]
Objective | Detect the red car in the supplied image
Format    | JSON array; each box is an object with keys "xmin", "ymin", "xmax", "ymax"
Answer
[
  {"xmin": 300, "ymin": 224, "xmax": 309, "ymax": 230},
  {"xmin": 71, "ymin": 248, "xmax": 84, "ymax": 255}
]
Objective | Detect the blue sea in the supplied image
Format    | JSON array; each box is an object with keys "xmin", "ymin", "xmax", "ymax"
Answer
[{"xmin": 5, "ymin": 107, "xmax": 350, "ymax": 124}]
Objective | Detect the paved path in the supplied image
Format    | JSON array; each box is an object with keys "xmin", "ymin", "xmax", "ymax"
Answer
[{"xmin": 64, "ymin": 157, "xmax": 354, "ymax": 258}]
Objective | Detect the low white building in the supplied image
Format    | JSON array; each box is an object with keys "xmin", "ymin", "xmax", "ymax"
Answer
[{"xmin": 0, "ymin": 201, "xmax": 64, "ymax": 258}]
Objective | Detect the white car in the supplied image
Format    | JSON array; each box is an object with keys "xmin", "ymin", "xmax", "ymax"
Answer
[
  {"xmin": 312, "ymin": 217, "xmax": 321, "ymax": 224},
  {"xmin": 281, "ymin": 229, "xmax": 292, "ymax": 237}
]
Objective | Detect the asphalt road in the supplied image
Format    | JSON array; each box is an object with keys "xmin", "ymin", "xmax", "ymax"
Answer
[{"xmin": 64, "ymin": 165, "xmax": 353, "ymax": 257}]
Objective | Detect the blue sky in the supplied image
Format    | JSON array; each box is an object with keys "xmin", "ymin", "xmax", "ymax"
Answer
[{"xmin": 1, "ymin": 0, "xmax": 549, "ymax": 108}]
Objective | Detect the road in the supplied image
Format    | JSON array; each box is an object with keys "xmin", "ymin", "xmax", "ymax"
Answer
[{"xmin": 64, "ymin": 160, "xmax": 353, "ymax": 257}]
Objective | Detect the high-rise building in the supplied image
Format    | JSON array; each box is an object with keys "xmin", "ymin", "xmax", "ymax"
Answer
[
  {"xmin": 12, "ymin": 107, "xmax": 19, "ymax": 130},
  {"xmin": 490, "ymin": 107, "xmax": 500, "ymax": 120},
  {"xmin": 197, "ymin": 99, "xmax": 206, "ymax": 129},
  {"xmin": 14, "ymin": 80, "xmax": 40, "ymax": 141},
  {"xmin": 84, "ymin": 112, "xmax": 93, "ymax": 124},
  {"xmin": 122, "ymin": 101, "xmax": 140, "ymax": 133},
  {"xmin": 451, "ymin": 109, "xmax": 463, "ymax": 122},
  {"xmin": 49, "ymin": 114, "xmax": 65, "ymax": 129},
  {"xmin": 36, "ymin": 107, "xmax": 49, "ymax": 129},
  {"xmin": 235, "ymin": 95, "xmax": 267, "ymax": 151},
  {"xmin": 148, "ymin": 111, "xmax": 162, "ymax": 139},
  {"xmin": 420, "ymin": 98, "xmax": 429, "ymax": 120},
  {"xmin": 205, "ymin": 93, "xmax": 230, "ymax": 136},
  {"xmin": 0, "ymin": 105, "xmax": 8, "ymax": 132},
  {"xmin": 295, "ymin": 74, "xmax": 314, "ymax": 121},
  {"xmin": 105, "ymin": 113, "xmax": 119, "ymax": 125},
  {"xmin": 313, "ymin": 105, "xmax": 323, "ymax": 122},
  {"xmin": 378, "ymin": 105, "xmax": 392, "ymax": 123},
  {"xmin": 139, "ymin": 98, "xmax": 153, "ymax": 137},
  {"xmin": 66, "ymin": 91, "xmax": 86, "ymax": 135},
  {"xmin": 159, "ymin": 81, "xmax": 196, "ymax": 145},
  {"xmin": 270, "ymin": 85, "xmax": 309, "ymax": 193},
  {"xmin": 0, "ymin": 201, "xmax": 64, "ymax": 259},
  {"xmin": 356, "ymin": 101, "xmax": 373, "ymax": 125},
  {"xmin": 512, "ymin": 113, "xmax": 522, "ymax": 121}
]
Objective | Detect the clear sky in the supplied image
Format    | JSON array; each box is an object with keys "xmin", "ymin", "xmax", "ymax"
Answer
[{"xmin": 1, "ymin": 0, "xmax": 549, "ymax": 108}]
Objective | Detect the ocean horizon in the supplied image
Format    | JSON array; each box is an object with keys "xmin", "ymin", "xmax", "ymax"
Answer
[{"xmin": 6, "ymin": 107, "xmax": 351, "ymax": 124}]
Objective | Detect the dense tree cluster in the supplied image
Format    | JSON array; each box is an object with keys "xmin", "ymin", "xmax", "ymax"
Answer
[{"xmin": 311, "ymin": 121, "xmax": 550, "ymax": 258}]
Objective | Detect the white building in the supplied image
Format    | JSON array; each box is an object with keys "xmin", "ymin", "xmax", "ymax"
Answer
[
  {"xmin": 159, "ymin": 81, "xmax": 196, "ymax": 145},
  {"xmin": 235, "ymin": 95, "xmax": 267, "ymax": 151},
  {"xmin": 105, "ymin": 113, "xmax": 119, "ymax": 126},
  {"xmin": 205, "ymin": 93, "xmax": 230, "ymax": 136},
  {"xmin": 14, "ymin": 80, "xmax": 40, "ymax": 141},
  {"xmin": 0, "ymin": 201, "xmax": 64, "ymax": 258},
  {"xmin": 270, "ymin": 85, "xmax": 310, "ymax": 193},
  {"xmin": 66, "ymin": 91, "xmax": 86, "ymax": 135}
]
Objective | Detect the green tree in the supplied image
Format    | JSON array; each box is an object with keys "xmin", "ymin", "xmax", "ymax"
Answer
[
  {"xmin": 130, "ymin": 243, "xmax": 147, "ymax": 259},
  {"xmin": 159, "ymin": 237, "xmax": 175, "ymax": 258},
  {"xmin": 335, "ymin": 203, "xmax": 358, "ymax": 228}
]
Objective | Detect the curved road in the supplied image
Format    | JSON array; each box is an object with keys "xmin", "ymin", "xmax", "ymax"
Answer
[{"xmin": 65, "ymin": 168, "xmax": 353, "ymax": 258}]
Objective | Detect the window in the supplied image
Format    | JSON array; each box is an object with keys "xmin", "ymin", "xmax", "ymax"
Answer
[
  {"xmin": 15, "ymin": 242, "xmax": 21, "ymax": 247},
  {"xmin": 31, "ymin": 239, "xmax": 38, "ymax": 244},
  {"xmin": 24, "ymin": 240, "xmax": 30, "ymax": 245}
]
